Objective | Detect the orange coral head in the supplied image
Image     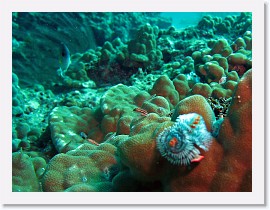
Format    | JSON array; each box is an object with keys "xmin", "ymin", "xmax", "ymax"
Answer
[{"xmin": 168, "ymin": 137, "xmax": 178, "ymax": 147}]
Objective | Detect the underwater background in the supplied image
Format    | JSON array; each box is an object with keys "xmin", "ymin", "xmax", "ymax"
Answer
[{"xmin": 12, "ymin": 12, "xmax": 252, "ymax": 192}]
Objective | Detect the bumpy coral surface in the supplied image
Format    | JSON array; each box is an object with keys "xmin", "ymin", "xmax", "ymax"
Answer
[
  {"xmin": 49, "ymin": 106, "xmax": 101, "ymax": 153},
  {"xmin": 13, "ymin": 151, "xmax": 46, "ymax": 192},
  {"xmin": 42, "ymin": 143, "xmax": 118, "ymax": 192},
  {"xmin": 12, "ymin": 12, "xmax": 253, "ymax": 192},
  {"xmin": 212, "ymin": 69, "xmax": 252, "ymax": 191}
]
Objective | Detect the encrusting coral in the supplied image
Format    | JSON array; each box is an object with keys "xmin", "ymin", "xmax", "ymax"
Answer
[
  {"xmin": 113, "ymin": 102, "xmax": 225, "ymax": 191},
  {"xmin": 42, "ymin": 142, "xmax": 118, "ymax": 192},
  {"xmin": 116, "ymin": 113, "xmax": 173, "ymax": 182},
  {"xmin": 12, "ymin": 151, "xmax": 47, "ymax": 192},
  {"xmin": 12, "ymin": 12, "xmax": 253, "ymax": 192},
  {"xmin": 49, "ymin": 106, "xmax": 101, "ymax": 153},
  {"xmin": 211, "ymin": 69, "xmax": 252, "ymax": 191}
]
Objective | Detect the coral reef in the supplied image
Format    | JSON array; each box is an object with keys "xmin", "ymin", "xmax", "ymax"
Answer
[
  {"xmin": 42, "ymin": 143, "xmax": 118, "ymax": 192},
  {"xmin": 117, "ymin": 112, "xmax": 173, "ymax": 182},
  {"xmin": 12, "ymin": 12, "xmax": 253, "ymax": 192},
  {"xmin": 49, "ymin": 106, "xmax": 101, "ymax": 153},
  {"xmin": 12, "ymin": 73, "xmax": 25, "ymax": 117},
  {"xmin": 12, "ymin": 151, "xmax": 47, "ymax": 192},
  {"xmin": 12, "ymin": 13, "xmax": 171, "ymax": 89},
  {"xmin": 12, "ymin": 73, "xmax": 57, "ymax": 153},
  {"xmin": 212, "ymin": 69, "xmax": 252, "ymax": 191},
  {"xmin": 149, "ymin": 75, "xmax": 179, "ymax": 108},
  {"xmin": 197, "ymin": 12, "xmax": 252, "ymax": 36}
]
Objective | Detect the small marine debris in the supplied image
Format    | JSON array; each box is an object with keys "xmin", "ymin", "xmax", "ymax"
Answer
[
  {"xmin": 218, "ymin": 76, "xmax": 227, "ymax": 84},
  {"xmin": 156, "ymin": 113, "xmax": 213, "ymax": 166},
  {"xmin": 57, "ymin": 43, "xmax": 71, "ymax": 78},
  {"xmin": 81, "ymin": 80, "xmax": 96, "ymax": 88}
]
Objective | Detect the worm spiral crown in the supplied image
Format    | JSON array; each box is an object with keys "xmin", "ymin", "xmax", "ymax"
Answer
[{"xmin": 156, "ymin": 113, "xmax": 213, "ymax": 165}]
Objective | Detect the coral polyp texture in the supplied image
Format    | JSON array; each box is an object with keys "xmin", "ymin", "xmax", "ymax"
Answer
[
  {"xmin": 12, "ymin": 12, "xmax": 253, "ymax": 192},
  {"xmin": 156, "ymin": 113, "xmax": 213, "ymax": 165}
]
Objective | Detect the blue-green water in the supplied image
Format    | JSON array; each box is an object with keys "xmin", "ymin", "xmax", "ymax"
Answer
[{"xmin": 161, "ymin": 12, "xmax": 241, "ymax": 29}]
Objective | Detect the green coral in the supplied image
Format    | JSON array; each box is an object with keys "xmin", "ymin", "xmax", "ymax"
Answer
[
  {"xmin": 127, "ymin": 23, "xmax": 163, "ymax": 69},
  {"xmin": 49, "ymin": 106, "xmax": 101, "ymax": 153},
  {"xmin": 13, "ymin": 151, "xmax": 46, "ymax": 192},
  {"xmin": 42, "ymin": 143, "xmax": 118, "ymax": 192}
]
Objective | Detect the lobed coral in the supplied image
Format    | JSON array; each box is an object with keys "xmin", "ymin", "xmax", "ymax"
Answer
[
  {"xmin": 171, "ymin": 94, "xmax": 216, "ymax": 131},
  {"xmin": 172, "ymin": 74, "xmax": 191, "ymax": 100},
  {"xmin": 127, "ymin": 23, "xmax": 163, "ymax": 69},
  {"xmin": 42, "ymin": 143, "xmax": 118, "ymax": 192},
  {"xmin": 197, "ymin": 12, "xmax": 252, "ymax": 36},
  {"xmin": 49, "ymin": 106, "xmax": 102, "ymax": 153},
  {"xmin": 149, "ymin": 75, "xmax": 179, "ymax": 108},
  {"xmin": 12, "ymin": 151, "xmax": 47, "ymax": 192},
  {"xmin": 99, "ymin": 84, "xmax": 142, "ymax": 134},
  {"xmin": 116, "ymin": 112, "xmax": 173, "ymax": 182},
  {"xmin": 12, "ymin": 73, "xmax": 57, "ymax": 153},
  {"xmin": 12, "ymin": 73, "xmax": 25, "ymax": 117},
  {"xmin": 12, "ymin": 12, "xmax": 253, "ymax": 192},
  {"xmin": 212, "ymin": 69, "xmax": 252, "ymax": 191}
]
